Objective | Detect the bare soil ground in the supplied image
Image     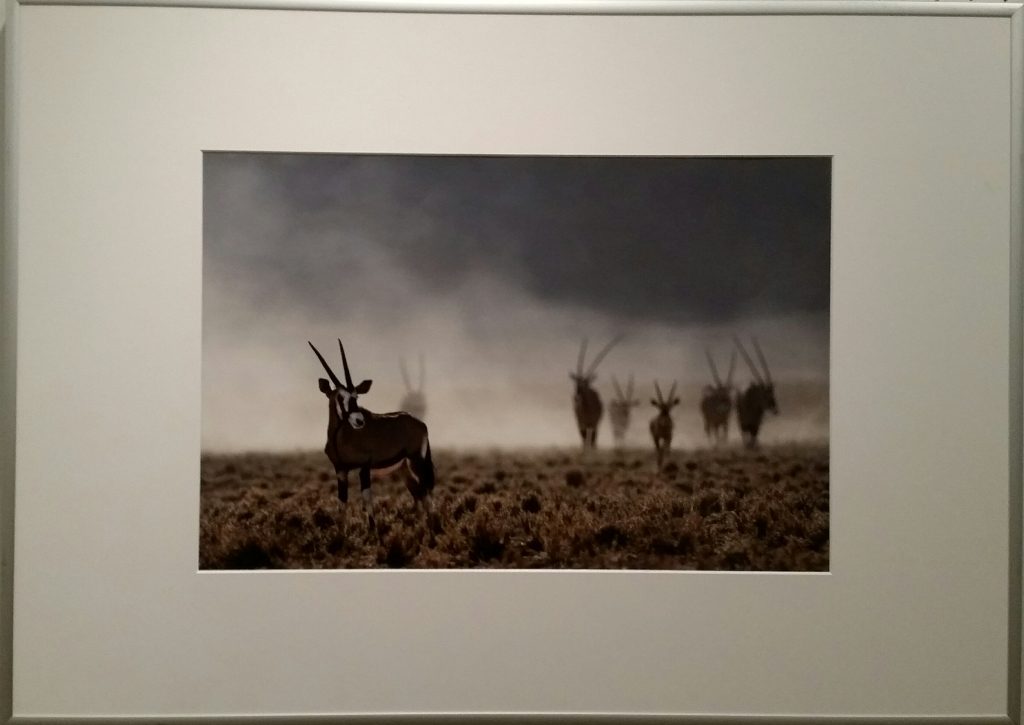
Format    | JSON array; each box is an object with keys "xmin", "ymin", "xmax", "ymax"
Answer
[{"xmin": 199, "ymin": 444, "xmax": 828, "ymax": 570}]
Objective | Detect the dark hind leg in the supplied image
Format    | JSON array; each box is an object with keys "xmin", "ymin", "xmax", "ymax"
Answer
[
  {"xmin": 359, "ymin": 467, "xmax": 377, "ymax": 534},
  {"xmin": 403, "ymin": 458, "xmax": 428, "ymax": 502},
  {"xmin": 403, "ymin": 458, "xmax": 438, "ymax": 543}
]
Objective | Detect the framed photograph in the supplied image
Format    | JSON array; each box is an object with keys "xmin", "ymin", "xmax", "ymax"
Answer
[{"xmin": 2, "ymin": 0, "xmax": 1021, "ymax": 721}]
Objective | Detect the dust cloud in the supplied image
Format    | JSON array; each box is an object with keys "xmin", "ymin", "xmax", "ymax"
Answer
[{"xmin": 203, "ymin": 267, "xmax": 828, "ymax": 451}]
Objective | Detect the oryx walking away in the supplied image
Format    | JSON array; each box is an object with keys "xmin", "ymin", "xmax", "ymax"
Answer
[
  {"xmin": 309, "ymin": 340, "xmax": 435, "ymax": 532},
  {"xmin": 733, "ymin": 336, "xmax": 778, "ymax": 448},
  {"xmin": 700, "ymin": 348, "xmax": 736, "ymax": 445},
  {"xmin": 570, "ymin": 336, "xmax": 622, "ymax": 451},
  {"xmin": 399, "ymin": 354, "xmax": 426, "ymax": 421},
  {"xmin": 609, "ymin": 375, "xmax": 640, "ymax": 447},
  {"xmin": 649, "ymin": 381, "xmax": 680, "ymax": 471}
]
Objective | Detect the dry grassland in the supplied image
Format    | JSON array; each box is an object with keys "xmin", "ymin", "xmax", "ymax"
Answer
[{"xmin": 200, "ymin": 444, "xmax": 828, "ymax": 570}]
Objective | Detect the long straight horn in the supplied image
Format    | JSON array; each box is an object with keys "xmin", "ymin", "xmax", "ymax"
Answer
[
  {"xmin": 751, "ymin": 336, "xmax": 773, "ymax": 385},
  {"xmin": 400, "ymin": 358, "xmax": 413, "ymax": 392},
  {"xmin": 586, "ymin": 334, "xmax": 623, "ymax": 377},
  {"xmin": 337, "ymin": 339, "xmax": 355, "ymax": 390},
  {"xmin": 654, "ymin": 380, "xmax": 665, "ymax": 405},
  {"xmin": 726, "ymin": 349, "xmax": 737, "ymax": 387},
  {"xmin": 733, "ymin": 335, "xmax": 764, "ymax": 385},
  {"xmin": 626, "ymin": 374, "xmax": 635, "ymax": 401},
  {"xmin": 576, "ymin": 338, "xmax": 588, "ymax": 376},
  {"xmin": 705, "ymin": 348, "xmax": 722, "ymax": 386},
  {"xmin": 309, "ymin": 341, "xmax": 342, "ymax": 389},
  {"xmin": 667, "ymin": 381, "xmax": 678, "ymax": 402},
  {"xmin": 612, "ymin": 375, "xmax": 625, "ymax": 401}
]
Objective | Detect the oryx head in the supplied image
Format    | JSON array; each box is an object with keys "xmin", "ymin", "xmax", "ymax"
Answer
[
  {"xmin": 611, "ymin": 374, "xmax": 640, "ymax": 409},
  {"xmin": 309, "ymin": 339, "xmax": 373, "ymax": 430},
  {"xmin": 570, "ymin": 336, "xmax": 622, "ymax": 395},
  {"xmin": 734, "ymin": 335, "xmax": 778, "ymax": 415},
  {"xmin": 651, "ymin": 380, "xmax": 681, "ymax": 416}
]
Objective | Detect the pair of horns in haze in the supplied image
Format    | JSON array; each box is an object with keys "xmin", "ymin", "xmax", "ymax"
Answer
[
  {"xmin": 580, "ymin": 334, "xmax": 771, "ymax": 385},
  {"xmin": 733, "ymin": 335, "xmax": 773, "ymax": 386},
  {"xmin": 653, "ymin": 380, "xmax": 678, "ymax": 405},
  {"xmin": 400, "ymin": 355, "xmax": 425, "ymax": 394},
  {"xmin": 308, "ymin": 339, "xmax": 360, "ymax": 391},
  {"xmin": 611, "ymin": 375, "xmax": 636, "ymax": 402},
  {"xmin": 576, "ymin": 335, "xmax": 625, "ymax": 379}
]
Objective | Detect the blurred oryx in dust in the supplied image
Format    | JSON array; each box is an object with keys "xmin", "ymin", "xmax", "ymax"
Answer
[
  {"xmin": 399, "ymin": 354, "xmax": 426, "ymax": 421},
  {"xmin": 609, "ymin": 375, "xmax": 640, "ymax": 447},
  {"xmin": 700, "ymin": 348, "xmax": 736, "ymax": 446},
  {"xmin": 733, "ymin": 336, "xmax": 779, "ymax": 448},
  {"xmin": 570, "ymin": 336, "xmax": 622, "ymax": 452},
  {"xmin": 649, "ymin": 381, "xmax": 680, "ymax": 471},
  {"xmin": 309, "ymin": 339, "xmax": 435, "ymax": 533}
]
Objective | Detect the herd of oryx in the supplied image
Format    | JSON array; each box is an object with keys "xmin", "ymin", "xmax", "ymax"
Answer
[
  {"xmin": 570, "ymin": 335, "xmax": 779, "ymax": 466},
  {"xmin": 305, "ymin": 336, "xmax": 779, "ymax": 529}
]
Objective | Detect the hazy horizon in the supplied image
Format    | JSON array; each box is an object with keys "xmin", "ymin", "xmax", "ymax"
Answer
[{"xmin": 203, "ymin": 153, "xmax": 830, "ymax": 452}]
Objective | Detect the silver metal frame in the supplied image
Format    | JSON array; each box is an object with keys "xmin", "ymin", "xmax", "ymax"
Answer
[
  {"xmin": 1, "ymin": 1, "xmax": 1021, "ymax": 722},
  {"xmin": 8, "ymin": 0, "xmax": 1021, "ymax": 14}
]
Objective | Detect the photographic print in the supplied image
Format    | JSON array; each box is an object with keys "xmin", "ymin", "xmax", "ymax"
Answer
[{"xmin": 200, "ymin": 153, "xmax": 830, "ymax": 570}]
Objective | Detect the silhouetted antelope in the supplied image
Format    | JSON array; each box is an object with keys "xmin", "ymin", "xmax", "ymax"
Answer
[
  {"xmin": 609, "ymin": 375, "xmax": 640, "ymax": 447},
  {"xmin": 700, "ymin": 348, "xmax": 736, "ymax": 445},
  {"xmin": 399, "ymin": 354, "xmax": 426, "ymax": 421},
  {"xmin": 310, "ymin": 340, "xmax": 435, "ymax": 532},
  {"xmin": 570, "ymin": 336, "xmax": 622, "ymax": 451},
  {"xmin": 733, "ymin": 336, "xmax": 778, "ymax": 448},
  {"xmin": 649, "ymin": 381, "xmax": 680, "ymax": 470}
]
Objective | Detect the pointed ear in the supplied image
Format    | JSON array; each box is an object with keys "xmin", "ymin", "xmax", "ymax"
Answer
[
  {"xmin": 650, "ymin": 398, "xmax": 658, "ymax": 406},
  {"xmin": 318, "ymin": 378, "xmax": 332, "ymax": 395},
  {"xmin": 672, "ymin": 398, "xmax": 681, "ymax": 407},
  {"xmin": 355, "ymin": 379, "xmax": 372, "ymax": 394}
]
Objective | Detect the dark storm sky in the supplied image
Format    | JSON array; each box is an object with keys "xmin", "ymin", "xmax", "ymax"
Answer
[{"xmin": 204, "ymin": 154, "xmax": 830, "ymax": 327}]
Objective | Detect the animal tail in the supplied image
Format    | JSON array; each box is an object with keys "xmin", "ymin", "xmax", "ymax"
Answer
[{"xmin": 418, "ymin": 436, "xmax": 436, "ymax": 494}]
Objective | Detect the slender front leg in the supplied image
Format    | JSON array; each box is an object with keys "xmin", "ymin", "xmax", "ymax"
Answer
[
  {"xmin": 359, "ymin": 467, "xmax": 376, "ymax": 533},
  {"xmin": 336, "ymin": 470, "xmax": 349, "ymax": 503},
  {"xmin": 334, "ymin": 469, "xmax": 349, "ymax": 529}
]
